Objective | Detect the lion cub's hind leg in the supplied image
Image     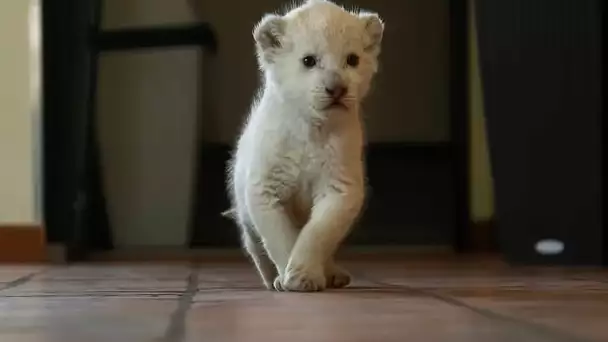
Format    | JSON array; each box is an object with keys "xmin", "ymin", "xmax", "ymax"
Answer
[{"xmin": 242, "ymin": 226, "xmax": 278, "ymax": 290}]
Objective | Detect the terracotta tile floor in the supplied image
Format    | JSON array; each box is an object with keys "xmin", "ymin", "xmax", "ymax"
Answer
[{"xmin": 1, "ymin": 255, "xmax": 607, "ymax": 342}]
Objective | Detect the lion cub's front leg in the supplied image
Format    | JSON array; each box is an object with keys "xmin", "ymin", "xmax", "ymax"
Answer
[
  {"xmin": 275, "ymin": 190, "xmax": 363, "ymax": 292},
  {"xmin": 273, "ymin": 260, "xmax": 352, "ymax": 291}
]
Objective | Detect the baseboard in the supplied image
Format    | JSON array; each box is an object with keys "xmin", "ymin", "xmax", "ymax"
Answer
[{"xmin": 0, "ymin": 225, "xmax": 47, "ymax": 263}]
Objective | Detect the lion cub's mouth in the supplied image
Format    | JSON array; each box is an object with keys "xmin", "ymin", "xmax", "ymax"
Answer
[{"xmin": 325, "ymin": 100, "xmax": 348, "ymax": 110}]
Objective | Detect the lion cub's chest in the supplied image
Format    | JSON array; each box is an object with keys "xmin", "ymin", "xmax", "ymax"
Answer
[
  {"xmin": 288, "ymin": 137, "xmax": 333, "ymax": 185},
  {"xmin": 282, "ymin": 138, "xmax": 334, "ymax": 224}
]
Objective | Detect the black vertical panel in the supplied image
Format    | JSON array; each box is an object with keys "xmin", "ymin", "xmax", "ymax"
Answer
[
  {"xmin": 449, "ymin": 0, "xmax": 470, "ymax": 251},
  {"xmin": 603, "ymin": 0, "xmax": 607, "ymax": 267},
  {"xmin": 476, "ymin": 0, "xmax": 603, "ymax": 265},
  {"xmin": 82, "ymin": 0, "xmax": 113, "ymax": 254},
  {"xmin": 43, "ymin": 0, "xmax": 111, "ymax": 260},
  {"xmin": 42, "ymin": 0, "xmax": 67, "ymax": 244}
]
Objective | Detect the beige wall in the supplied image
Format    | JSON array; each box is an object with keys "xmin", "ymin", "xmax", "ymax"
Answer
[{"xmin": 0, "ymin": 0, "xmax": 41, "ymax": 225}]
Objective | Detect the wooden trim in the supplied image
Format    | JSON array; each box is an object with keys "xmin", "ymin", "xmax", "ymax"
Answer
[{"xmin": 0, "ymin": 225, "xmax": 47, "ymax": 263}]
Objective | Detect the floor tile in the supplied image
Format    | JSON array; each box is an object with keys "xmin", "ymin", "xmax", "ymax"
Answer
[
  {"xmin": 0, "ymin": 256, "xmax": 606, "ymax": 342},
  {"xmin": 0, "ymin": 296, "xmax": 175, "ymax": 342},
  {"xmin": 186, "ymin": 289, "xmax": 566, "ymax": 342},
  {"xmin": 1, "ymin": 264, "xmax": 191, "ymax": 298},
  {"xmin": 0, "ymin": 266, "xmax": 44, "ymax": 286}
]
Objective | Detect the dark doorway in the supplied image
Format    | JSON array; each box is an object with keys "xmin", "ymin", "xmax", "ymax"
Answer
[{"xmin": 43, "ymin": 0, "xmax": 470, "ymax": 258}]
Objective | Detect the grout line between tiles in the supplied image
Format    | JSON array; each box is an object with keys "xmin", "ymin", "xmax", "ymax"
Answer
[
  {"xmin": 161, "ymin": 264, "xmax": 199, "ymax": 342},
  {"xmin": 360, "ymin": 276, "xmax": 592, "ymax": 342},
  {"xmin": 0, "ymin": 271, "xmax": 43, "ymax": 294}
]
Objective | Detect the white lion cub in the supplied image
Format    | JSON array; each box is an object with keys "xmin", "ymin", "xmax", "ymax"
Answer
[{"xmin": 226, "ymin": 0, "xmax": 384, "ymax": 292}]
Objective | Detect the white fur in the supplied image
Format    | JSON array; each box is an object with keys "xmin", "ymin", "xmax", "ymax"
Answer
[{"xmin": 226, "ymin": 0, "xmax": 384, "ymax": 292}]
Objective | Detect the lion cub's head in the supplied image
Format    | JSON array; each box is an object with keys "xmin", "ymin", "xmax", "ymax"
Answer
[{"xmin": 254, "ymin": 0, "xmax": 384, "ymax": 114}]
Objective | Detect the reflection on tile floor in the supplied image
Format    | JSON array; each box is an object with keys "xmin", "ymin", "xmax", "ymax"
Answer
[{"xmin": 1, "ymin": 256, "xmax": 607, "ymax": 341}]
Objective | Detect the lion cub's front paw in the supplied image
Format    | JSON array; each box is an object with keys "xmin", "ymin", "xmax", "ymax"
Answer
[
  {"xmin": 280, "ymin": 264, "xmax": 326, "ymax": 292},
  {"xmin": 326, "ymin": 265, "xmax": 352, "ymax": 289},
  {"xmin": 273, "ymin": 276, "xmax": 285, "ymax": 292}
]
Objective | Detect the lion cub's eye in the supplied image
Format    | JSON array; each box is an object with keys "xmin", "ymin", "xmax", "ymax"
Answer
[
  {"xmin": 302, "ymin": 55, "xmax": 317, "ymax": 68},
  {"xmin": 346, "ymin": 53, "xmax": 360, "ymax": 67}
]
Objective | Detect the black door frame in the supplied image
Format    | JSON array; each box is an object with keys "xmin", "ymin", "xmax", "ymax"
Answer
[
  {"xmin": 43, "ymin": 0, "xmax": 111, "ymax": 261},
  {"xmin": 42, "ymin": 0, "xmax": 471, "ymax": 259}
]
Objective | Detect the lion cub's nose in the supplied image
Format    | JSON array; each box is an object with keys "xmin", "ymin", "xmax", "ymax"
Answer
[{"xmin": 325, "ymin": 86, "xmax": 347, "ymax": 100}]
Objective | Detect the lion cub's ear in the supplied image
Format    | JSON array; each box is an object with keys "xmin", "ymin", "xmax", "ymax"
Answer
[
  {"xmin": 253, "ymin": 14, "xmax": 286, "ymax": 64},
  {"xmin": 359, "ymin": 12, "xmax": 384, "ymax": 55}
]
